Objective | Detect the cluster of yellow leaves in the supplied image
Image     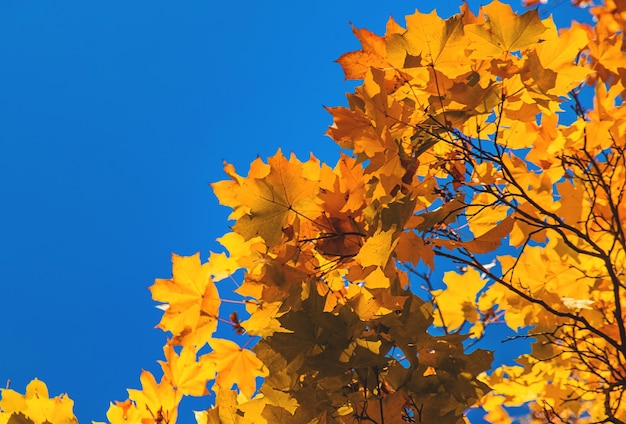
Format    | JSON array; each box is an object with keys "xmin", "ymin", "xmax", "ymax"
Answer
[
  {"xmin": 326, "ymin": 0, "xmax": 626, "ymax": 421},
  {"xmin": 97, "ymin": 254, "xmax": 270, "ymax": 424},
  {"xmin": 5, "ymin": 1, "xmax": 626, "ymax": 423},
  {"xmin": 0, "ymin": 379, "xmax": 77, "ymax": 424}
]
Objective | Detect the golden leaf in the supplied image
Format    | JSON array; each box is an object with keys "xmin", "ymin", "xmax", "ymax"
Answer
[
  {"xmin": 159, "ymin": 344, "xmax": 216, "ymax": 397},
  {"xmin": 150, "ymin": 253, "xmax": 220, "ymax": 348},
  {"xmin": 205, "ymin": 338, "xmax": 269, "ymax": 400},
  {"xmin": 127, "ymin": 370, "xmax": 182, "ymax": 424},
  {"xmin": 212, "ymin": 149, "xmax": 321, "ymax": 248},
  {"xmin": 432, "ymin": 268, "xmax": 486, "ymax": 331},
  {"xmin": 466, "ymin": 0, "xmax": 547, "ymax": 57}
]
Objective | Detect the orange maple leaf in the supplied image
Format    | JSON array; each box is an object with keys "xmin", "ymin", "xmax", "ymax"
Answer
[
  {"xmin": 212, "ymin": 149, "xmax": 322, "ymax": 248},
  {"xmin": 337, "ymin": 25, "xmax": 391, "ymax": 81}
]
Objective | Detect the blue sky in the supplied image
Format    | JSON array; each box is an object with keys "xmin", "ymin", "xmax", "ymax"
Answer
[{"xmin": 0, "ymin": 1, "xmax": 590, "ymax": 422}]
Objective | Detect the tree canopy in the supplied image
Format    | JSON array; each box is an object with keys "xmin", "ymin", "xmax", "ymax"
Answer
[{"xmin": 3, "ymin": 0, "xmax": 626, "ymax": 422}]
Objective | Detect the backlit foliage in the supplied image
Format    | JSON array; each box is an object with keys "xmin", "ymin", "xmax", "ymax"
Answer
[{"xmin": 3, "ymin": 0, "xmax": 626, "ymax": 422}]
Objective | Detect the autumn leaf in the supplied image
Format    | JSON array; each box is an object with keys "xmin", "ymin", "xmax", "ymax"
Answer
[
  {"xmin": 413, "ymin": 194, "xmax": 466, "ymax": 232},
  {"xmin": 127, "ymin": 370, "xmax": 182, "ymax": 424},
  {"xmin": 206, "ymin": 233, "xmax": 265, "ymax": 282},
  {"xmin": 466, "ymin": 0, "xmax": 547, "ymax": 57},
  {"xmin": 395, "ymin": 231, "xmax": 435, "ymax": 269},
  {"xmin": 158, "ymin": 344, "xmax": 216, "ymax": 397},
  {"xmin": 337, "ymin": 25, "xmax": 391, "ymax": 81},
  {"xmin": 206, "ymin": 338, "xmax": 269, "ymax": 400},
  {"xmin": 434, "ymin": 215, "xmax": 515, "ymax": 254},
  {"xmin": 150, "ymin": 253, "xmax": 220, "ymax": 348},
  {"xmin": 193, "ymin": 388, "xmax": 241, "ymax": 424},
  {"xmin": 531, "ymin": 24, "xmax": 592, "ymax": 95},
  {"xmin": 466, "ymin": 192, "xmax": 509, "ymax": 238},
  {"xmin": 212, "ymin": 150, "xmax": 322, "ymax": 248},
  {"xmin": 394, "ymin": 9, "xmax": 471, "ymax": 78},
  {"xmin": 241, "ymin": 300, "xmax": 293, "ymax": 337},
  {"xmin": 432, "ymin": 268, "xmax": 486, "ymax": 331},
  {"xmin": 348, "ymin": 391, "xmax": 410, "ymax": 424},
  {"xmin": 325, "ymin": 106, "xmax": 387, "ymax": 157},
  {"xmin": 354, "ymin": 226, "xmax": 397, "ymax": 268}
]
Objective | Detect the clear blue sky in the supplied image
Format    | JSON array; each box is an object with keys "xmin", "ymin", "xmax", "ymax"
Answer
[{"xmin": 0, "ymin": 1, "xmax": 590, "ymax": 422}]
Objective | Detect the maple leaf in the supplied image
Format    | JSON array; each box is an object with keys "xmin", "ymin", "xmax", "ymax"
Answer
[
  {"xmin": 325, "ymin": 106, "xmax": 387, "ymax": 158},
  {"xmin": 127, "ymin": 370, "xmax": 182, "ymax": 424},
  {"xmin": 393, "ymin": 9, "xmax": 471, "ymax": 78},
  {"xmin": 466, "ymin": 192, "xmax": 509, "ymax": 238},
  {"xmin": 158, "ymin": 344, "xmax": 216, "ymax": 396},
  {"xmin": 434, "ymin": 215, "xmax": 515, "ymax": 254},
  {"xmin": 348, "ymin": 391, "xmax": 410, "ymax": 424},
  {"xmin": 150, "ymin": 253, "xmax": 220, "ymax": 348},
  {"xmin": 336, "ymin": 25, "xmax": 391, "ymax": 81},
  {"xmin": 561, "ymin": 297, "xmax": 595, "ymax": 310},
  {"xmin": 312, "ymin": 155, "xmax": 366, "ymax": 259},
  {"xmin": 467, "ymin": 1, "xmax": 547, "ymax": 57},
  {"xmin": 432, "ymin": 268, "xmax": 486, "ymax": 332},
  {"xmin": 413, "ymin": 194, "xmax": 466, "ymax": 232},
  {"xmin": 205, "ymin": 338, "xmax": 269, "ymax": 400},
  {"xmin": 206, "ymin": 233, "xmax": 265, "ymax": 282},
  {"xmin": 395, "ymin": 231, "xmax": 435, "ymax": 269},
  {"xmin": 530, "ymin": 24, "xmax": 592, "ymax": 95},
  {"xmin": 212, "ymin": 150, "xmax": 322, "ymax": 248},
  {"xmin": 354, "ymin": 226, "xmax": 397, "ymax": 268},
  {"xmin": 241, "ymin": 300, "xmax": 293, "ymax": 337}
]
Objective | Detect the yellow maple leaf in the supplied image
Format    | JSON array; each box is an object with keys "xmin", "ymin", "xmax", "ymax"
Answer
[
  {"xmin": 212, "ymin": 149, "xmax": 322, "ymax": 248},
  {"xmin": 345, "ymin": 284, "xmax": 397, "ymax": 320},
  {"xmin": 205, "ymin": 338, "xmax": 269, "ymax": 400},
  {"xmin": 414, "ymin": 194, "xmax": 466, "ymax": 232},
  {"xmin": 394, "ymin": 10, "xmax": 471, "ymax": 78},
  {"xmin": 362, "ymin": 266, "xmax": 391, "ymax": 289},
  {"xmin": 433, "ymin": 216, "xmax": 515, "ymax": 255},
  {"xmin": 466, "ymin": 192, "xmax": 509, "ymax": 238},
  {"xmin": 127, "ymin": 370, "xmax": 182, "ymax": 424},
  {"xmin": 150, "ymin": 253, "xmax": 220, "ymax": 348},
  {"xmin": 325, "ymin": 106, "xmax": 387, "ymax": 157},
  {"xmin": 480, "ymin": 393, "xmax": 512, "ymax": 424},
  {"xmin": 532, "ymin": 23, "xmax": 592, "ymax": 95},
  {"xmin": 354, "ymin": 226, "xmax": 397, "ymax": 268},
  {"xmin": 206, "ymin": 233, "xmax": 265, "ymax": 282},
  {"xmin": 466, "ymin": 0, "xmax": 547, "ymax": 57},
  {"xmin": 336, "ymin": 25, "xmax": 392, "ymax": 81},
  {"xmin": 588, "ymin": 22, "xmax": 626, "ymax": 78},
  {"xmin": 241, "ymin": 300, "xmax": 292, "ymax": 337},
  {"xmin": 432, "ymin": 268, "xmax": 486, "ymax": 331},
  {"xmin": 158, "ymin": 344, "xmax": 216, "ymax": 397}
]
